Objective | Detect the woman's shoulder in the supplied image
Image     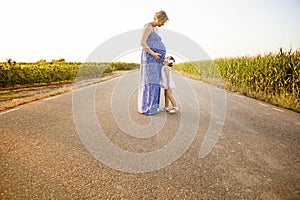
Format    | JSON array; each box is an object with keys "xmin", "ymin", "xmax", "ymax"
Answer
[
  {"xmin": 144, "ymin": 23, "xmax": 157, "ymax": 33},
  {"xmin": 143, "ymin": 23, "xmax": 152, "ymax": 29}
]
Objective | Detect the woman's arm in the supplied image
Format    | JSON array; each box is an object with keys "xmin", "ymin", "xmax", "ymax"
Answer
[{"xmin": 140, "ymin": 23, "xmax": 161, "ymax": 60}]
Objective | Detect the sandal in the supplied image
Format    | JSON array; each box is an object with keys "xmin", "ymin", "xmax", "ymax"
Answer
[
  {"xmin": 159, "ymin": 107, "xmax": 170, "ymax": 112},
  {"xmin": 169, "ymin": 107, "xmax": 178, "ymax": 114}
]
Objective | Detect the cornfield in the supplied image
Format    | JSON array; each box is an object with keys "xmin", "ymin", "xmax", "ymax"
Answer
[
  {"xmin": 174, "ymin": 49, "xmax": 300, "ymax": 112},
  {"xmin": 0, "ymin": 60, "xmax": 139, "ymax": 88}
]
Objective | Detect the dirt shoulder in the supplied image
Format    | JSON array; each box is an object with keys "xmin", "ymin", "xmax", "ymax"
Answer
[{"xmin": 0, "ymin": 70, "xmax": 132, "ymax": 112}]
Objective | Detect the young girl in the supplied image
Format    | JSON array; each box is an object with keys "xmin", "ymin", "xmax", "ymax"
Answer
[{"xmin": 160, "ymin": 56, "xmax": 178, "ymax": 113}]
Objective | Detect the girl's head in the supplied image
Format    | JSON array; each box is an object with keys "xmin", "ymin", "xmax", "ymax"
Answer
[
  {"xmin": 154, "ymin": 10, "xmax": 168, "ymax": 27},
  {"xmin": 164, "ymin": 56, "xmax": 175, "ymax": 67}
]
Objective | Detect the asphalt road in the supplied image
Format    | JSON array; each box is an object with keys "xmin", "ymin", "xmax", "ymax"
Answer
[{"xmin": 1, "ymin": 71, "xmax": 299, "ymax": 199}]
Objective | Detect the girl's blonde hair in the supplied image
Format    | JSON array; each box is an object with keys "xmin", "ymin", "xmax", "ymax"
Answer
[{"xmin": 154, "ymin": 10, "xmax": 168, "ymax": 23}]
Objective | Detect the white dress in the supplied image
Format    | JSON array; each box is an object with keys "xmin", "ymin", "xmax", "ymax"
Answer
[{"xmin": 160, "ymin": 66, "xmax": 175, "ymax": 89}]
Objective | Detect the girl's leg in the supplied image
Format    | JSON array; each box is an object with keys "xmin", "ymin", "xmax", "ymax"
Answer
[
  {"xmin": 167, "ymin": 89, "xmax": 177, "ymax": 108},
  {"xmin": 164, "ymin": 89, "xmax": 169, "ymax": 108},
  {"xmin": 166, "ymin": 89, "xmax": 178, "ymax": 113}
]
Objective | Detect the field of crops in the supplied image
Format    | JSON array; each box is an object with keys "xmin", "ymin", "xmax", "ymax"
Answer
[
  {"xmin": 0, "ymin": 59, "xmax": 139, "ymax": 88},
  {"xmin": 173, "ymin": 49, "xmax": 300, "ymax": 112},
  {"xmin": 1, "ymin": 49, "xmax": 299, "ymax": 112}
]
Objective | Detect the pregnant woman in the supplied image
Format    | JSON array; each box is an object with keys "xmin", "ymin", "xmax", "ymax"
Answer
[{"xmin": 138, "ymin": 10, "xmax": 169, "ymax": 115}]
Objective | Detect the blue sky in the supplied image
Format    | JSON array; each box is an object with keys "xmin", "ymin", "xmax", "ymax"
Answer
[{"xmin": 0, "ymin": 0, "xmax": 299, "ymax": 62}]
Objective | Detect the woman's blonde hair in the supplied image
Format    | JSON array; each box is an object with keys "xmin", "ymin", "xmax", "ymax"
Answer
[{"xmin": 154, "ymin": 10, "xmax": 168, "ymax": 23}]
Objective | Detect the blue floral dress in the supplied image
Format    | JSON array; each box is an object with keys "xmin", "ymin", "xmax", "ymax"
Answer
[{"xmin": 138, "ymin": 31, "xmax": 166, "ymax": 115}]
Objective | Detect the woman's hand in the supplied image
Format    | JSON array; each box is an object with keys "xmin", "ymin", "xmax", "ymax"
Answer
[{"xmin": 152, "ymin": 52, "xmax": 161, "ymax": 60}]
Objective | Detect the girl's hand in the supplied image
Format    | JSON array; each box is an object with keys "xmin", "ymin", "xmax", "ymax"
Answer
[{"xmin": 153, "ymin": 53, "xmax": 161, "ymax": 60}]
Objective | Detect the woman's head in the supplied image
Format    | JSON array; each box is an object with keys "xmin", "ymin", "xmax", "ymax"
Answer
[
  {"xmin": 154, "ymin": 10, "xmax": 168, "ymax": 27},
  {"xmin": 164, "ymin": 56, "xmax": 175, "ymax": 67}
]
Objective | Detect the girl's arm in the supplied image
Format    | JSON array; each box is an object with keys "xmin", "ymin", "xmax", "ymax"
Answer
[
  {"xmin": 140, "ymin": 23, "xmax": 161, "ymax": 60},
  {"xmin": 164, "ymin": 67, "xmax": 170, "ymax": 88}
]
